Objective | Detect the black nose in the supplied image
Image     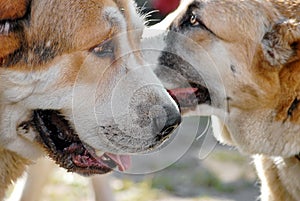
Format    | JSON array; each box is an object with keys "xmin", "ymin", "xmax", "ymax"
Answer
[{"xmin": 155, "ymin": 105, "xmax": 181, "ymax": 141}]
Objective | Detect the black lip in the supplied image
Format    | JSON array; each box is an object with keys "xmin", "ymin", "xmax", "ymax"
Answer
[
  {"xmin": 32, "ymin": 110, "xmax": 114, "ymax": 175},
  {"xmin": 167, "ymin": 81, "xmax": 210, "ymax": 112},
  {"xmin": 189, "ymin": 81, "xmax": 211, "ymax": 105}
]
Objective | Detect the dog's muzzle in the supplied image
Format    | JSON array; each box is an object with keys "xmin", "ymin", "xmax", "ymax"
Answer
[{"xmin": 154, "ymin": 105, "xmax": 181, "ymax": 142}]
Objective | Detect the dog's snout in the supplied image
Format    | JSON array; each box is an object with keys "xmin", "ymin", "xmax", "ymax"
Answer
[{"xmin": 155, "ymin": 105, "xmax": 181, "ymax": 141}]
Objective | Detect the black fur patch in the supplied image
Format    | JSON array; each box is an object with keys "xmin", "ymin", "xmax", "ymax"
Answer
[{"xmin": 288, "ymin": 98, "xmax": 300, "ymax": 117}]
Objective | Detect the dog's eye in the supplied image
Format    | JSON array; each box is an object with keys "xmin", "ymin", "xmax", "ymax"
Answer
[
  {"xmin": 190, "ymin": 14, "xmax": 200, "ymax": 26},
  {"xmin": 92, "ymin": 40, "xmax": 114, "ymax": 58},
  {"xmin": 188, "ymin": 13, "xmax": 214, "ymax": 34}
]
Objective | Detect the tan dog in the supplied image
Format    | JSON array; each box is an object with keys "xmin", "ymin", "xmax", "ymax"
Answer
[
  {"xmin": 153, "ymin": 0, "xmax": 300, "ymax": 200},
  {"xmin": 0, "ymin": 0, "xmax": 181, "ymax": 199}
]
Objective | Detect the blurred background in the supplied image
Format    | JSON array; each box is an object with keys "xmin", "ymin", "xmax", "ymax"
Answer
[
  {"xmin": 5, "ymin": 1, "xmax": 260, "ymax": 201},
  {"xmin": 135, "ymin": 0, "xmax": 180, "ymax": 25}
]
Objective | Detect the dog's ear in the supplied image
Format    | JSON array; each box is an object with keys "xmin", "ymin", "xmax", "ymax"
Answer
[
  {"xmin": 262, "ymin": 19, "xmax": 300, "ymax": 67},
  {"xmin": 0, "ymin": 0, "xmax": 30, "ymax": 20}
]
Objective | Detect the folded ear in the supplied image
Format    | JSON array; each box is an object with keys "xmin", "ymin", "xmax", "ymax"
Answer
[
  {"xmin": 262, "ymin": 19, "xmax": 300, "ymax": 67},
  {"xmin": 0, "ymin": 0, "xmax": 30, "ymax": 20}
]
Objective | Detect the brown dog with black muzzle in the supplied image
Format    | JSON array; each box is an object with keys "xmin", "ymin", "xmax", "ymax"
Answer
[
  {"xmin": 0, "ymin": 0, "xmax": 181, "ymax": 199},
  {"xmin": 152, "ymin": 0, "xmax": 300, "ymax": 200}
]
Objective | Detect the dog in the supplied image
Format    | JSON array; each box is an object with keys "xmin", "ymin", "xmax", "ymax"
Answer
[
  {"xmin": 150, "ymin": 0, "xmax": 300, "ymax": 200},
  {"xmin": 0, "ymin": 0, "xmax": 181, "ymax": 199}
]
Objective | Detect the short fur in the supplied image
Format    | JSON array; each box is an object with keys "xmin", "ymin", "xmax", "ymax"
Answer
[
  {"xmin": 155, "ymin": 0, "xmax": 300, "ymax": 200},
  {"xmin": 0, "ymin": 0, "xmax": 30, "ymax": 20},
  {"xmin": 0, "ymin": 0, "xmax": 180, "ymax": 199}
]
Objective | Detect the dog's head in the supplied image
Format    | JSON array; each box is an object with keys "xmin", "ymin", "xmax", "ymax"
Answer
[
  {"xmin": 155, "ymin": 0, "xmax": 300, "ymax": 157},
  {"xmin": 0, "ymin": 0, "xmax": 181, "ymax": 175}
]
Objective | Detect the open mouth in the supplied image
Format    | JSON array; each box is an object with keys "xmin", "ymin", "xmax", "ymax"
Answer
[
  {"xmin": 32, "ymin": 110, "xmax": 130, "ymax": 176},
  {"xmin": 167, "ymin": 82, "xmax": 211, "ymax": 110}
]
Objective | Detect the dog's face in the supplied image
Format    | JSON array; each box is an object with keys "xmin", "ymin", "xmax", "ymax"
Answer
[
  {"xmin": 156, "ymin": 0, "xmax": 300, "ymax": 157},
  {"xmin": 0, "ymin": 0, "xmax": 181, "ymax": 175}
]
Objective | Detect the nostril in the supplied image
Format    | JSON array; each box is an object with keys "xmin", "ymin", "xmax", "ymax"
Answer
[
  {"xmin": 160, "ymin": 124, "xmax": 179, "ymax": 138},
  {"xmin": 156, "ymin": 106, "xmax": 181, "ymax": 141}
]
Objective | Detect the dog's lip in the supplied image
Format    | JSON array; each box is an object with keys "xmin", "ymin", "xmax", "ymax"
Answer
[
  {"xmin": 167, "ymin": 81, "xmax": 211, "ymax": 110},
  {"xmin": 84, "ymin": 144, "xmax": 131, "ymax": 172},
  {"xmin": 32, "ymin": 110, "xmax": 131, "ymax": 175},
  {"xmin": 105, "ymin": 153, "xmax": 131, "ymax": 171}
]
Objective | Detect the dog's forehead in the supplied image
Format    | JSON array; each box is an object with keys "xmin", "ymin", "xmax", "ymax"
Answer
[
  {"xmin": 14, "ymin": 0, "xmax": 144, "ymax": 67},
  {"xmin": 176, "ymin": 0, "xmax": 279, "ymax": 42},
  {"xmin": 204, "ymin": 0, "xmax": 278, "ymax": 39},
  {"xmin": 30, "ymin": 0, "xmax": 142, "ymax": 37}
]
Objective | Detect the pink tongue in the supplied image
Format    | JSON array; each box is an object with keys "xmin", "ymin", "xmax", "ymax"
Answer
[
  {"xmin": 167, "ymin": 88, "xmax": 198, "ymax": 100},
  {"xmin": 105, "ymin": 153, "xmax": 131, "ymax": 171},
  {"xmin": 167, "ymin": 88, "xmax": 199, "ymax": 108}
]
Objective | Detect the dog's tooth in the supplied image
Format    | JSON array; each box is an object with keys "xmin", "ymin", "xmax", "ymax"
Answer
[
  {"xmin": 102, "ymin": 157, "xmax": 109, "ymax": 161},
  {"xmin": 101, "ymin": 155, "xmax": 111, "ymax": 161},
  {"xmin": 57, "ymin": 132, "xmax": 65, "ymax": 140},
  {"xmin": 95, "ymin": 150, "xmax": 105, "ymax": 157}
]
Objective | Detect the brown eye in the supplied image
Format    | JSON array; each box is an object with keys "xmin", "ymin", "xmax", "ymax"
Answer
[
  {"xmin": 92, "ymin": 39, "xmax": 114, "ymax": 58},
  {"xmin": 190, "ymin": 14, "xmax": 199, "ymax": 26}
]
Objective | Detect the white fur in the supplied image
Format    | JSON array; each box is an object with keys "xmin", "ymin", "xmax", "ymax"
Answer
[
  {"xmin": 0, "ymin": 3, "xmax": 179, "ymax": 161},
  {"xmin": 153, "ymin": 0, "xmax": 300, "ymax": 200}
]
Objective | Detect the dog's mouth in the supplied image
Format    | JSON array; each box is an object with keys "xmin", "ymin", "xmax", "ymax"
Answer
[
  {"xmin": 167, "ymin": 82, "xmax": 211, "ymax": 110},
  {"xmin": 32, "ymin": 110, "xmax": 130, "ymax": 176}
]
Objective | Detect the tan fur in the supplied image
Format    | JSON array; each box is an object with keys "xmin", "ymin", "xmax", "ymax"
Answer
[
  {"xmin": 0, "ymin": 0, "xmax": 180, "ymax": 199},
  {"xmin": 255, "ymin": 155, "xmax": 300, "ymax": 201},
  {"xmin": 0, "ymin": 0, "xmax": 27, "ymax": 64},
  {"xmin": 159, "ymin": 0, "xmax": 300, "ymax": 200},
  {"xmin": 268, "ymin": 0, "xmax": 300, "ymax": 21},
  {"xmin": 0, "ymin": 0, "xmax": 29, "ymax": 20},
  {"xmin": 0, "ymin": 149, "xmax": 31, "ymax": 199},
  {"xmin": 0, "ymin": 34, "xmax": 20, "ymax": 59}
]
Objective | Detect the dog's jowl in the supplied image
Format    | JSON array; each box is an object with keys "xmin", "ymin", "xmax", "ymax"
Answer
[
  {"xmin": 0, "ymin": 0, "xmax": 181, "ymax": 198},
  {"xmin": 155, "ymin": 0, "xmax": 300, "ymax": 200}
]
